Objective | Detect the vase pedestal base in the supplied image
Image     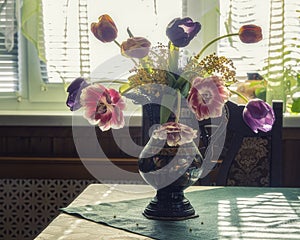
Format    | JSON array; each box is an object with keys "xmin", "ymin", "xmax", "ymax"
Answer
[{"xmin": 143, "ymin": 188, "xmax": 199, "ymax": 221}]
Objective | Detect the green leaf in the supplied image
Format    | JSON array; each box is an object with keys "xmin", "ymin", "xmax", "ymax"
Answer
[
  {"xmin": 254, "ymin": 87, "xmax": 266, "ymax": 101},
  {"xmin": 291, "ymin": 99, "xmax": 300, "ymax": 113},
  {"xmin": 180, "ymin": 81, "xmax": 191, "ymax": 98},
  {"xmin": 119, "ymin": 83, "xmax": 131, "ymax": 94},
  {"xmin": 166, "ymin": 71, "xmax": 176, "ymax": 87},
  {"xmin": 160, "ymin": 94, "xmax": 176, "ymax": 124},
  {"xmin": 173, "ymin": 76, "xmax": 188, "ymax": 89}
]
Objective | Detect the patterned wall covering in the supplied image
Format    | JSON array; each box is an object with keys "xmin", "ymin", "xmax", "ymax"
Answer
[{"xmin": 0, "ymin": 179, "xmax": 97, "ymax": 240}]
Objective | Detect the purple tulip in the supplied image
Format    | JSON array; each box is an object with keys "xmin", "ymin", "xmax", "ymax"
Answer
[
  {"xmin": 243, "ymin": 99, "xmax": 275, "ymax": 133},
  {"xmin": 66, "ymin": 77, "xmax": 89, "ymax": 111},
  {"xmin": 166, "ymin": 17, "xmax": 201, "ymax": 47},
  {"xmin": 91, "ymin": 14, "xmax": 118, "ymax": 43},
  {"xmin": 238, "ymin": 24, "xmax": 262, "ymax": 44},
  {"xmin": 121, "ymin": 37, "xmax": 151, "ymax": 58}
]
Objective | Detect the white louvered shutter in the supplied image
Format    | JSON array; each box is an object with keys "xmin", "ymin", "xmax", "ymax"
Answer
[
  {"xmin": 41, "ymin": 0, "xmax": 90, "ymax": 83},
  {"xmin": 218, "ymin": 0, "xmax": 271, "ymax": 78},
  {"xmin": 218, "ymin": 0, "xmax": 300, "ymax": 79},
  {"xmin": 0, "ymin": 0, "xmax": 18, "ymax": 93},
  {"xmin": 266, "ymin": 0, "xmax": 300, "ymax": 81}
]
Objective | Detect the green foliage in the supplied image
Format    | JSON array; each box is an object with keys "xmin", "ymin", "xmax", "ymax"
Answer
[
  {"xmin": 291, "ymin": 99, "xmax": 300, "ymax": 113},
  {"xmin": 160, "ymin": 94, "xmax": 176, "ymax": 124},
  {"xmin": 255, "ymin": 87, "xmax": 266, "ymax": 101}
]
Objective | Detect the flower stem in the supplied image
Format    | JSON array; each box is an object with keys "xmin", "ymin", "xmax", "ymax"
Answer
[
  {"xmin": 194, "ymin": 33, "xmax": 239, "ymax": 60},
  {"xmin": 119, "ymin": 86, "xmax": 134, "ymax": 95},
  {"xmin": 175, "ymin": 90, "xmax": 181, "ymax": 123},
  {"xmin": 168, "ymin": 41, "xmax": 179, "ymax": 74},
  {"xmin": 127, "ymin": 27, "xmax": 134, "ymax": 38},
  {"xmin": 91, "ymin": 79, "xmax": 127, "ymax": 85},
  {"xmin": 229, "ymin": 89, "xmax": 249, "ymax": 103},
  {"xmin": 114, "ymin": 40, "xmax": 121, "ymax": 47}
]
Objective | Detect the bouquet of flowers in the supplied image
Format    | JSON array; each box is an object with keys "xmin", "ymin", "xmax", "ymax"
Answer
[{"xmin": 66, "ymin": 14, "xmax": 275, "ymax": 145}]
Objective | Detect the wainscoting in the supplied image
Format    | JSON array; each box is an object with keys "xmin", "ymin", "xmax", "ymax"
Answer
[
  {"xmin": 0, "ymin": 126, "xmax": 142, "ymax": 240},
  {"xmin": 0, "ymin": 179, "xmax": 98, "ymax": 240}
]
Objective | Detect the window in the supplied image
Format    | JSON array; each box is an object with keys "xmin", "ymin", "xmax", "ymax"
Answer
[
  {"xmin": 0, "ymin": 0, "xmax": 186, "ymax": 111},
  {"xmin": 42, "ymin": 0, "xmax": 182, "ymax": 84},
  {"xmin": 218, "ymin": 0, "xmax": 300, "ymax": 78},
  {"xmin": 0, "ymin": 0, "xmax": 299, "ymax": 113}
]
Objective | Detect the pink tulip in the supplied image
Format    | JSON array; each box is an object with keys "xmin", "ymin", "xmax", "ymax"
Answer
[
  {"xmin": 187, "ymin": 76, "xmax": 229, "ymax": 121},
  {"xmin": 153, "ymin": 122, "xmax": 197, "ymax": 147},
  {"xmin": 80, "ymin": 84, "xmax": 126, "ymax": 131}
]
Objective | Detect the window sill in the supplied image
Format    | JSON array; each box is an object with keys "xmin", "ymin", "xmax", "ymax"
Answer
[
  {"xmin": 0, "ymin": 110, "xmax": 299, "ymax": 127},
  {"xmin": 283, "ymin": 113, "xmax": 300, "ymax": 128}
]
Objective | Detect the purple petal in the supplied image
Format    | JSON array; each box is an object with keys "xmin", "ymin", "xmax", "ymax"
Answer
[
  {"xmin": 66, "ymin": 78, "xmax": 89, "ymax": 111},
  {"xmin": 243, "ymin": 109, "xmax": 259, "ymax": 133},
  {"xmin": 243, "ymin": 99, "xmax": 275, "ymax": 133},
  {"xmin": 166, "ymin": 17, "xmax": 201, "ymax": 47}
]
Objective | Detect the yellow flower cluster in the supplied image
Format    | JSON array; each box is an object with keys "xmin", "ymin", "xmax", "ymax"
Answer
[
  {"xmin": 198, "ymin": 53, "xmax": 237, "ymax": 85},
  {"xmin": 174, "ymin": 53, "xmax": 237, "ymax": 86},
  {"xmin": 128, "ymin": 68, "xmax": 169, "ymax": 96},
  {"xmin": 127, "ymin": 45, "xmax": 171, "ymax": 96},
  {"xmin": 128, "ymin": 68, "xmax": 168, "ymax": 86}
]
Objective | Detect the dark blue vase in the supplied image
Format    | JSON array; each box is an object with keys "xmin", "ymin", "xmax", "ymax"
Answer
[{"xmin": 138, "ymin": 122, "xmax": 203, "ymax": 220}]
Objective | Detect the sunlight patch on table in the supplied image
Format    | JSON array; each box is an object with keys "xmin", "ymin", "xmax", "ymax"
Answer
[{"xmin": 218, "ymin": 192, "xmax": 300, "ymax": 239}]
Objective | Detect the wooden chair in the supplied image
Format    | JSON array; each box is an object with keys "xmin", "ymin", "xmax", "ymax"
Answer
[
  {"xmin": 199, "ymin": 100, "xmax": 283, "ymax": 187},
  {"xmin": 142, "ymin": 100, "xmax": 283, "ymax": 187}
]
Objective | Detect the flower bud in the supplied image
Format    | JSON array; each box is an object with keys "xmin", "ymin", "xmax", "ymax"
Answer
[
  {"xmin": 238, "ymin": 24, "xmax": 262, "ymax": 44},
  {"xmin": 91, "ymin": 14, "xmax": 118, "ymax": 43},
  {"xmin": 121, "ymin": 37, "xmax": 151, "ymax": 58}
]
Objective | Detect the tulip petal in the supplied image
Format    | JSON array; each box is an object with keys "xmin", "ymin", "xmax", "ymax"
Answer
[
  {"xmin": 153, "ymin": 122, "xmax": 197, "ymax": 147},
  {"xmin": 243, "ymin": 99, "xmax": 275, "ymax": 133},
  {"xmin": 166, "ymin": 17, "xmax": 201, "ymax": 47},
  {"xmin": 121, "ymin": 37, "xmax": 151, "ymax": 58},
  {"xmin": 80, "ymin": 84, "xmax": 126, "ymax": 131},
  {"xmin": 238, "ymin": 24, "xmax": 262, "ymax": 44},
  {"xmin": 187, "ymin": 76, "xmax": 229, "ymax": 121},
  {"xmin": 91, "ymin": 14, "xmax": 118, "ymax": 43},
  {"xmin": 66, "ymin": 77, "xmax": 89, "ymax": 111}
]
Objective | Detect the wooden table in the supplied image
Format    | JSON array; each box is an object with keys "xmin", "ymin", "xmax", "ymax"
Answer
[
  {"xmin": 35, "ymin": 184, "xmax": 214, "ymax": 240},
  {"xmin": 35, "ymin": 184, "xmax": 300, "ymax": 240}
]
